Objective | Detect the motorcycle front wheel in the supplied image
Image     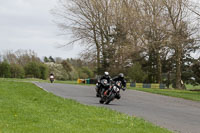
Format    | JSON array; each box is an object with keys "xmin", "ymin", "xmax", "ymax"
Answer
[{"xmin": 105, "ymin": 93, "xmax": 115, "ymax": 104}]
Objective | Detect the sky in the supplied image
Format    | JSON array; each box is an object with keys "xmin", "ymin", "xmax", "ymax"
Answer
[{"xmin": 0, "ymin": 0, "xmax": 83, "ymax": 59}]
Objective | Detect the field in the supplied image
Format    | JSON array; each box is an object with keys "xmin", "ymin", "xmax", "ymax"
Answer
[{"xmin": 0, "ymin": 80, "xmax": 171, "ymax": 133}]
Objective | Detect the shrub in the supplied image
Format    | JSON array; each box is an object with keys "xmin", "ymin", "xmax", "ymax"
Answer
[
  {"xmin": 0, "ymin": 61, "xmax": 11, "ymax": 78},
  {"xmin": 128, "ymin": 62, "xmax": 147, "ymax": 83},
  {"xmin": 24, "ymin": 62, "xmax": 41, "ymax": 78},
  {"xmin": 39, "ymin": 64, "xmax": 49, "ymax": 80},
  {"xmin": 78, "ymin": 67, "xmax": 94, "ymax": 79},
  {"xmin": 10, "ymin": 64, "xmax": 25, "ymax": 78}
]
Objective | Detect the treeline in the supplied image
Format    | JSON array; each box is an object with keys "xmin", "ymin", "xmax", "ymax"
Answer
[
  {"xmin": 0, "ymin": 50, "xmax": 94, "ymax": 80},
  {"xmin": 0, "ymin": 50, "xmax": 48, "ymax": 79},
  {"xmin": 44, "ymin": 57, "xmax": 95, "ymax": 80},
  {"xmin": 55, "ymin": 0, "xmax": 200, "ymax": 89}
]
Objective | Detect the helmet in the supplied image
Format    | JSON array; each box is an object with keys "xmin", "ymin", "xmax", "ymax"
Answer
[
  {"xmin": 119, "ymin": 73, "xmax": 124, "ymax": 78},
  {"xmin": 104, "ymin": 71, "xmax": 109, "ymax": 76}
]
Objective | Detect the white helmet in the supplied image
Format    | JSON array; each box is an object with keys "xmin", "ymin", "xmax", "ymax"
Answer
[{"xmin": 104, "ymin": 71, "xmax": 109, "ymax": 76}]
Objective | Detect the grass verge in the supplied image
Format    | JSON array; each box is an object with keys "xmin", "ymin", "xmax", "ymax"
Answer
[
  {"xmin": 0, "ymin": 78, "xmax": 77, "ymax": 84},
  {"xmin": 0, "ymin": 80, "xmax": 171, "ymax": 133},
  {"xmin": 129, "ymin": 87, "xmax": 200, "ymax": 101}
]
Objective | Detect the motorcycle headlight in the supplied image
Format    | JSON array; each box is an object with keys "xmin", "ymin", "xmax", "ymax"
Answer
[{"xmin": 113, "ymin": 86, "xmax": 118, "ymax": 91}]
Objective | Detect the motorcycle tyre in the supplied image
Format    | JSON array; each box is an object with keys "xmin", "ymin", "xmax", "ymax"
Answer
[
  {"xmin": 96, "ymin": 92, "xmax": 100, "ymax": 97},
  {"xmin": 105, "ymin": 93, "xmax": 115, "ymax": 105},
  {"xmin": 99, "ymin": 98, "xmax": 104, "ymax": 104}
]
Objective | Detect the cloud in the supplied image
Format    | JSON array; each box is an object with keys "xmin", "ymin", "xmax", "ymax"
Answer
[{"xmin": 0, "ymin": 0, "xmax": 83, "ymax": 59}]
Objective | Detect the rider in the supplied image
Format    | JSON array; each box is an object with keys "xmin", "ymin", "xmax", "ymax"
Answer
[
  {"xmin": 112, "ymin": 73, "xmax": 126, "ymax": 99},
  {"xmin": 96, "ymin": 71, "xmax": 112, "ymax": 97},
  {"xmin": 49, "ymin": 73, "xmax": 54, "ymax": 83}
]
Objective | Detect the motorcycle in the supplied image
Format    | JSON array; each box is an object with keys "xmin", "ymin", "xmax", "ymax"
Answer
[
  {"xmin": 99, "ymin": 81, "xmax": 122, "ymax": 104},
  {"xmin": 95, "ymin": 79, "xmax": 110, "ymax": 97},
  {"xmin": 50, "ymin": 75, "xmax": 54, "ymax": 83}
]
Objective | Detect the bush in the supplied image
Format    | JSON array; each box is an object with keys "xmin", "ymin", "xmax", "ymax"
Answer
[
  {"xmin": 0, "ymin": 61, "xmax": 11, "ymax": 78},
  {"xmin": 45, "ymin": 62, "xmax": 79, "ymax": 80},
  {"xmin": 39, "ymin": 64, "xmax": 49, "ymax": 80},
  {"xmin": 128, "ymin": 62, "xmax": 147, "ymax": 83},
  {"xmin": 24, "ymin": 62, "xmax": 41, "ymax": 78},
  {"xmin": 10, "ymin": 64, "xmax": 25, "ymax": 78},
  {"xmin": 45, "ymin": 62, "xmax": 66, "ymax": 80},
  {"xmin": 78, "ymin": 67, "xmax": 94, "ymax": 79}
]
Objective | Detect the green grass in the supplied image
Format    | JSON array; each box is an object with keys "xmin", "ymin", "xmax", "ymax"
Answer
[
  {"xmin": 0, "ymin": 78, "xmax": 77, "ymax": 84},
  {"xmin": 185, "ymin": 84, "xmax": 200, "ymax": 90},
  {"xmin": 0, "ymin": 80, "xmax": 171, "ymax": 133},
  {"xmin": 0, "ymin": 78, "xmax": 92, "ymax": 86},
  {"xmin": 129, "ymin": 87, "xmax": 200, "ymax": 101}
]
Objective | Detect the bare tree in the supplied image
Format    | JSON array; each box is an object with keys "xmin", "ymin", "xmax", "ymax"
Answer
[
  {"xmin": 136, "ymin": 0, "xmax": 170, "ymax": 83},
  {"xmin": 162, "ymin": 0, "xmax": 198, "ymax": 89},
  {"xmin": 54, "ymin": 0, "xmax": 200, "ymax": 86},
  {"xmin": 3, "ymin": 50, "xmax": 41, "ymax": 66}
]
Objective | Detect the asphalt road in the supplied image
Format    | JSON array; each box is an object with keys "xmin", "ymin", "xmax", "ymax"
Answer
[{"xmin": 34, "ymin": 82, "xmax": 200, "ymax": 133}]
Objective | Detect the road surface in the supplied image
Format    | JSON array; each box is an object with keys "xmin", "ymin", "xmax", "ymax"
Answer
[{"xmin": 34, "ymin": 82, "xmax": 200, "ymax": 133}]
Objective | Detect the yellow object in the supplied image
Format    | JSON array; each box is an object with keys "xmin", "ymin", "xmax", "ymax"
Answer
[
  {"xmin": 151, "ymin": 84, "xmax": 160, "ymax": 89},
  {"xmin": 77, "ymin": 79, "xmax": 82, "ymax": 84},
  {"xmin": 136, "ymin": 83, "xmax": 143, "ymax": 88}
]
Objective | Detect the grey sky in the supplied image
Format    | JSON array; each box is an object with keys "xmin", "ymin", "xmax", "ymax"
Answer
[{"xmin": 0, "ymin": 0, "xmax": 83, "ymax": 59}]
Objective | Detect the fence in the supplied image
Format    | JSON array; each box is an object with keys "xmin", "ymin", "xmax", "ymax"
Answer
[
  {"xmin": 130, "ymin": 83, "xmax": 166, "ymax": 89},
  {"xmin": 77, "ymin": 79, "xmax": 166, "ymax": 89},
  {"xmin": 77, "ymin": 79, "xmax": 97, "ymax": 84}
]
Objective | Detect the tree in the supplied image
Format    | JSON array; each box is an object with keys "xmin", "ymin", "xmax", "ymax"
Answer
[
  {"xmin": 191, "ymin": 58, "xmax": 200, "ymax": 85},
  {"xmin": 3, "ymin": 50, "xmax": 41, "ymax": 67},
  {"xmin": 55, "ymin": 57, "xmax": 63, "ymax": 64},
  {"xmin": 128, "ymin": 62, "xmax": 147, "ymax": 83},
  {"xmin": 162, "ymin": 0, "xmax": 198, "ymax": 89},
  {"xmin": 54, "ymin": 0, "xmax": 133, "ymax": 74},
  {"xmin": 49, "ymin": 56, "xmax": 55, "ymax": 63},
  {"xmin": 39, "ymin": 64, "xmax": 49, "ymax": 80},
  {"xmin": 10, "ymin": 64, "xmax": 25, "ymax": 78},
  {"xmin": 24, "ymin": 62, "xmax": 41, "ymax": 78},
  {"xmin": 61, "ymin": 60, "xmax": 72, "ymax": 72},
  {"xmin": 44, "ymin": 56, "xmax": 49, "ymax": 62},
  {"xmin": 15, "ymin": 50, "xmax": 41, "ymax": 66},
  {"xmin": 0, "ymin": 61, "xmax": 11, "ymax": 78},
  {"xmin": 54, "ymin": 0, "xmax": 200, "ymax": 88},
  {"xmin": 78, "ymin": 67, "xmax": 94, "ymax": 79}
]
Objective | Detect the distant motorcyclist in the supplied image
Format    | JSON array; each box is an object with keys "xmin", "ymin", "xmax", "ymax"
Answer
[
  {"xmin": 49, "ymin": 73, "xmax": 54, "ymax": 83},
  {"xmin": 112, "ymin": 73, "xmax": 126, "ymax": 99},
  {"xmin": 95, "ymin": 71, "xmax": 111, "ymax": 97}
]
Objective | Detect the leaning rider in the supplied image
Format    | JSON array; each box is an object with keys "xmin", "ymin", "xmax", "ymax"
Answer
[
  {"xmin": 96, "ymin": 71, "xmax": 111, "ymax": 97},
  {"xmin": 112, "ymin": 73, "xmax": 126, "ymax": 99}
]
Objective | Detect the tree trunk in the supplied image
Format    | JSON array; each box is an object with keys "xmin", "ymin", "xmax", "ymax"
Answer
[
  {"xmin": 157, "ymin": 51, "xmax": 162, "ymax": 83},
  {"xmin": 97, "ymin": 46, "xmax": 100, "ymax": 75},
  {"xmin": 93, "ymin": 27, "xmax": 101, "ymax": 75},
  {"xmin": 175, "ymin": 48, "xmax": 182, "ymax": 89}
]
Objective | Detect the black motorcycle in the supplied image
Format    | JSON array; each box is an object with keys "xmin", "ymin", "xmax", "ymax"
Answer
[
  {"xmin": 99, "ymin": 81, "xmax": 122, "ymax": 104},
  {"xmin": 95, "ymin": 79, "xmax": 110, "ymax": 97}
]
